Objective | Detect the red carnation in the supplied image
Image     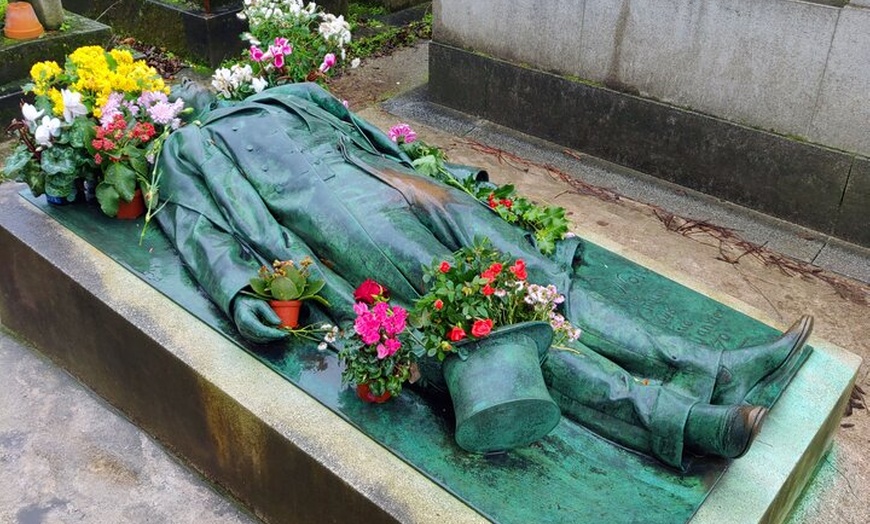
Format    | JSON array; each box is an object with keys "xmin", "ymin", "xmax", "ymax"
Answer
[
  {"xmin": 447, "ymin": 326, "xmax": 467, "ymax": 342},
  {"xmin": 439, "ymin": 261, "xmax": 451, "ymax": 273},
  {"xmin": 354, "ymin": 279, "xmax": 388, "ymax": 304},
  {"xmin": 471, "ymin": 318, "xmax": 494, "ymax": 338},
  {"xmin": 482, "ymin": 284, "xmax": 495, "ymax": 296}
]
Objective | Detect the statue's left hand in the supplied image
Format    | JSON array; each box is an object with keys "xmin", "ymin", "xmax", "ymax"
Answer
[{"xmin": 232, "ymin": 295, "xmax": 290, "ymax": 343}]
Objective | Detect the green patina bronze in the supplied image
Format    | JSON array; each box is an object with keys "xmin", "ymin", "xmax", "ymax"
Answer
[
  {"xmin": 30, "ymin": 194, "xmax": 814, "ymax": 523},
  {"xmin": 444, "ymin": 321, "xmax": 560, "ymax": 453},
  {"xmin": 20, "ymin": 81, "xmax": 818, "ymax": 522}
]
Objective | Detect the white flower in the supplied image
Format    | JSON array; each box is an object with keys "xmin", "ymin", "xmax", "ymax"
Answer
[
  {"xmin": 34, "ymin": 116, "xmax": 61, "ymax": 147},
  {"xmin": 350, "ymin": 58, "xmax": 361, "ymax": 69},
  {"xmin": 61, "ymin": 89, "xmax": 88, "ymax": 123},
  {"xmin": 251, "ymin": 76, "xmax": 268, "ymax": 93},
  {"xmin": 21, "ymin": 103, "xmax": 43, "ymax": 122},
  {"xmin": 317, "ymin": 342, "xmax": 328, "ymax": 351}
]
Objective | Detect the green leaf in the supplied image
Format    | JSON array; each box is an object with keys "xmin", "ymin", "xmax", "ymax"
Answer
[
  {"xmin": 300, "ymin": 278, "xmax": 325, "ymax": 300},
  {"xmin": 270, "ymin": 276, "xmax": 300, "ymax": 300},
  {"xmin": 40, "ymin": 146, "xmax": 78, "ymax": 176},
  {"xmin": 69, "ymin": 117, "xmax": 94, "ymax": 149},
  {"xmin": 249, "ymin": 278, "xmax": 270, "ymax": 298},
  {"xmin": 23, "ymin": 165, "xmax": 46, "ymax": 196},
  {"xmin": 3, "ymin": 144, "xmax": 34, "ymax": 178},
  {"xmin": 411, "ymin": 155, "xmax": 442, "ymax": 177},
  {"xmin": 96, "ymin": 182, "xmax": 120, "ymax": 217},
  {"xmin": 104, "ymin": 162, "xmax": 138, "ymax": 201}
]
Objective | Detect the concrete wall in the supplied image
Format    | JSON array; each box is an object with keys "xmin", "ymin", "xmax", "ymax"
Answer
[{"xmin": 434, "ymin": 0, "xmax": 870, "ymax": 157}]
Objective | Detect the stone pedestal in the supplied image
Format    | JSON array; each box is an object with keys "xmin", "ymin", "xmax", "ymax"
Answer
[{"xmin": 28, "ymin": 0, "xmax": 64, "ymax": 30}]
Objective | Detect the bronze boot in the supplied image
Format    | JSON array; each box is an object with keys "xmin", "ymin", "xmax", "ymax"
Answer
[
  {"xmin": 684, "ymin": 404, "xmax": 768, "ymax": 459},
  {"xmin": 711, "ymin": 315, "xmax": 813, "ymax": 405}
]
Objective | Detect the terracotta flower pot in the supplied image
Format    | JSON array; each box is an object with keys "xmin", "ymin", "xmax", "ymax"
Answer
[
  {"xmin": 355, "ymin": 383, "xmax": 392, "ymax": 404},
  {"xmin": 4, "ymin": 2, "xmax": 45, "ymax": 40},
  {"xmin": 268, "ymin": 299, "xmax": 302, "ymax": 329},
  {"xmin": 116, "ymin": 189, "xmax": 146, "ymax": 220}
]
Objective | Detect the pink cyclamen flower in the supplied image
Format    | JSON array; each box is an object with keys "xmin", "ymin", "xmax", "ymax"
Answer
[
  {"xmin": 249, "ymin": 45, "xmax": 265, "ymax": 62},
  {"xmin": 319, "ymin": 53, "xmax": 336, "ymax": 73},
  {"xmin": 388, "ymin": 123, "xmax": 417, "ymax": 144},
  {"xmin": 377, "ymin": 337, "xmax": 401, "ymax": 359},
  {"xmin": 272, "ymin": 52, "xmax": 285, "ymax": 69},
  {"xmin": 272, "ymin": 37, "xmax": 292, "ymax": 55}
]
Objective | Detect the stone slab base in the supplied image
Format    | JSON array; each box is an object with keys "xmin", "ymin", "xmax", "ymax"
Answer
[
  {"xmin": 428, "ymin": 41, "xmax": 870, "ymax": 248},
  {"xmin": 0, "ymin": 183, "xmax": 860, "ymax": 523}
]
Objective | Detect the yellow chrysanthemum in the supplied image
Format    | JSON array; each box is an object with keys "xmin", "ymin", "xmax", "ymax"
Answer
[
  {"xmin": 109, "ymin": 48, "xmax": 134, "ymax": 66},
  {"xmin": 48, "ymin": 88, "xmax": 64, "ymax": 117},
  {"xmin": 30, "ymin": 61, "xmax": 62, "ymax": 96}
]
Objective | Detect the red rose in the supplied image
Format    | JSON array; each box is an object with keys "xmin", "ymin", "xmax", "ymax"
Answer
[
  {"xmin": 509, "ymin": 259, "xmax": 527, "ymax": 280},
  {"xmin": 500, "ymin": 199, "xmax": 513, "ymax": 209},
  {"xmin": 471, "ymin": 318, "xmax": 494, "ymax": 338},
  {"xmin": 481, "ymin": 262, "xmax": 503, "ymax": 282},
  {"xmin": 482, "ymin": 284, "xmax": 495, "ymax": 296},
  {"xmin": 488, "ymin": 193, "xmax": 497, "ymax": 208},
  {"xmin": 434, "ymin": 299, "xmax": 444, "ymax": 310},
  {"xmin": 354, "ymin": 279, "xmax": 388, "ymax": 304},
  {"xmin": 447, "ymin": 326, "xmax": 467, "ymax": 342},
  {"xmin": 439, "ymin": 261, "xmax": 451, "ymax": 273}
]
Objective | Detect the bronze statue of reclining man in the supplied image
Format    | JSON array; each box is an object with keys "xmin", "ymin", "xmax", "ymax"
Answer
[{"xmin": 155, "ymin": 83, "xmax": 813, "ymax": 469}]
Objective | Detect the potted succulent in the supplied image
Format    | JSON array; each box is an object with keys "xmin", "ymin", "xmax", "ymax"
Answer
[
  {"xmin": 248, "ymin": 257, "xmax": 328, "ymax": 329},
  {"xmin": 337, "ymin": 280, "xmax": 416, "ymax": 403},
  {"xmin": 412, "ymin": 239, "xmax": 582, "ymax": 452}
]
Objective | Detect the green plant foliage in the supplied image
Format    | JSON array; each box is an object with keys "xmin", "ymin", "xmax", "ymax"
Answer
[
  {"xmin": 247, "ymin": 258, "xmax": 329, "ymax": 304},
  {"xmin": 398, "ymin": 138, "xmax": 570, "ymax": 255}
]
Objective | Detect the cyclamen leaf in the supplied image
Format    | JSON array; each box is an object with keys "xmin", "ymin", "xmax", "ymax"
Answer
[
  {"xmin": 41, "ymin": 146, "xmax": 78, "ymax": 175},
  {"xmin": 3, "ymin": 144, "xmax": 33, "ymax": 178}
]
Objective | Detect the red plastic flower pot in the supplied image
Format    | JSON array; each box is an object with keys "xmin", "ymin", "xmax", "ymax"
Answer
[
  {"xmin": 116, "ymin": 189, "xmax": 146, "ymax": 220},
  {"xmin": 268, "ymin": 299, "xmax": 302, "ymax": 329},
  {"xmin": 355, "ymin": 383, "xmax": 392, "ymax": 404}
]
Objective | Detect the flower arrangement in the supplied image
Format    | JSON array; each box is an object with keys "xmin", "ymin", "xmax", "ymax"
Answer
[
  {"xmin": 213, "ymin": 0, "xmax": 351, "ymax": 99},
  {"xmin": 414, "ymin": 239, "xmax": 581, "ymax": 362},
  {"xmin": 87, "ymin": 90, "xmax": 185, "ymax": 217},
  {"xmin": 388, "ymin": 123, "xmax": 571, "ymax": 255},
  {"xmin": 2, "ymin": 46, "xmax": 181, "ymax": 219},
  {"xmin": 337, "ymin": 279, "xmax": 416, "ymax": 401}
]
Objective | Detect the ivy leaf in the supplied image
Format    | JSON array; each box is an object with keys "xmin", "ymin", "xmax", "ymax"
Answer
[{"xmin": 411, "ymin": 155, "xmax": 442, "ymax": 177}]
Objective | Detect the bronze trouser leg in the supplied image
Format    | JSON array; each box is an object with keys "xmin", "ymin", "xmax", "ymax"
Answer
[{"xmin": 542, "ymin": 342, "xmax": 696, "ymax": 468}]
